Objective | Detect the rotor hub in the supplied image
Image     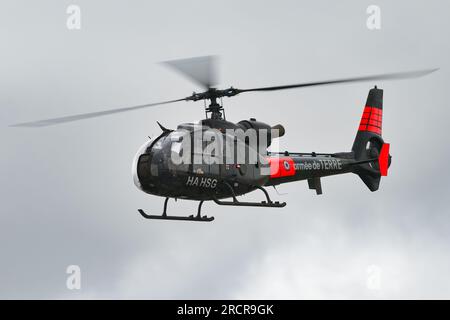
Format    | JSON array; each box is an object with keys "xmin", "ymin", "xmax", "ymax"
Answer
[{"xmin": 186, "ymin": 87, "xmax": 240, "ymax": 120}]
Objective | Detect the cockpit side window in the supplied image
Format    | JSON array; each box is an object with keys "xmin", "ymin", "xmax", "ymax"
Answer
[
  {"xmin": 191, "ymin": 129, "xmax": 209, "ymax": 175},
  {"xmin": 145, "ymin": 133, "xmax": 168, "ymax": 154},
  {"xmin": 168, "ymin": 130, "xmax": 190, "ymax": 173}
]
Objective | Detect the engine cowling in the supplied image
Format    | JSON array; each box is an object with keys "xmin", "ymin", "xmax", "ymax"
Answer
[{"xmin": 237, "ymin": 118, "xmax": 285, "ymax": 147}]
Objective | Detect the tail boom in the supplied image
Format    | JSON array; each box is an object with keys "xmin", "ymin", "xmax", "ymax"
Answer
[
  {"xmin": 263, "ymin": 86, "xmax": 391, "ymax": 194},
  {"xmin": 264, "ymin": 152, "xmax": 355, "ymax": 189}
]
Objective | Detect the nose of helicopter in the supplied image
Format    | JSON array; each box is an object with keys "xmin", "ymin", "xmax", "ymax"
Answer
[{"xmin": 132, "ymin": 140, "xmax": 153, "ymax": 191}]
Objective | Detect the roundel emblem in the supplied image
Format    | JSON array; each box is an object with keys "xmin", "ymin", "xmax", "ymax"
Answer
[{"xmin": 283, "ymin": 160, "xmax": 290, "ymax": 171}]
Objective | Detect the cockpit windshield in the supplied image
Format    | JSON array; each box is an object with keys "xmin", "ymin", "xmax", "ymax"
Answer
[{"xmin": 146, "ymin": 133, "xmax": 168, "ymax": 153}]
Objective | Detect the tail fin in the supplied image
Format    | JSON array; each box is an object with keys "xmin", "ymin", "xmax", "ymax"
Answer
[{"xmin": 352, "ymin": 86, "xmax": 391, "ymax": 191}]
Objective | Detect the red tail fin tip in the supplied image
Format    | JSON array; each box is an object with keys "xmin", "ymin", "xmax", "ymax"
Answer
[{"xmin": 379, "ymin": 143, "xmax": 390, "ymax": 176}]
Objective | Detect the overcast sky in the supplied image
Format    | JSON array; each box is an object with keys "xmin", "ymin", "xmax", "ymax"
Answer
[{"xmin": 1, "ymin": 0, "xmax": 449, "ymax": 299}]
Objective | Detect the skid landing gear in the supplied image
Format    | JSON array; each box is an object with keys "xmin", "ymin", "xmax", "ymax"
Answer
[
  {"xmin": 138, "ymin": 198, "xmax": 214, "ymax": 222},
  {"xmin": 138, "ymin": 185, "xmax": 285, "ymax": 222},
  {"xmin": 213, "ymin": 183, "xmax": 286, "ymax": 208}
]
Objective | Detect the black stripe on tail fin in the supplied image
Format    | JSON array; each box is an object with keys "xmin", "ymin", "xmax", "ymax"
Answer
[{"xmin": 352, "ymin": 87, "xmax": 390, "ymax": 191}]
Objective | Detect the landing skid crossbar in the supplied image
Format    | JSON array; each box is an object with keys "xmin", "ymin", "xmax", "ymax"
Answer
[
  {"xmin": 213, "ymin": 183, "xmax": 286, "ymax": 208},
  {"xmin": 138, "ymin": 198, "xmax": 214, "ymax": 222}
]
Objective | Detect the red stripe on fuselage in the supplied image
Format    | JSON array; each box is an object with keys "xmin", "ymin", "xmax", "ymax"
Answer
[{"xmin": 267, "ymin": 157, "xmax": 296, "ymax": 178}]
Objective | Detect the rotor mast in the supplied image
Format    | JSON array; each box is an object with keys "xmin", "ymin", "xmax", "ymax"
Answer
[
  {"xmin": 205, "ymin": 88, "xmax": 225, "ymax": 119},
  {"xmin": 206, "ymin": 96, "xmax": 223, "ymax": 119},
  {"xmin": 187, "ymin": 87, "xmax": 240, "ymax": 120}
]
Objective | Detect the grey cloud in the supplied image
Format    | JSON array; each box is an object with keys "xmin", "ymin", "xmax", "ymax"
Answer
[{"xmin": 1, "ymin": 0, "xmax": 449, "ymax": 299}]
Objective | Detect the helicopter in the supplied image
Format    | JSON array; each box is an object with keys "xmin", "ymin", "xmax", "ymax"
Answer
[{"xmin": 11, "ymin": 56, "xmax": 437, "ymax": 222}]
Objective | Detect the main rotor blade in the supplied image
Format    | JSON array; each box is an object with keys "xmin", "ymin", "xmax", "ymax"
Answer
[
  {"xmin": 163, "ymin": 56, "xmax": 218, "ymax": 89},
  {"xmin": 10, "ymin": 98, "xmax": 186, "ymax": 127},
  {"xmin": 236, "ymin": 68, "xmax": 439, "ymax": 94}
]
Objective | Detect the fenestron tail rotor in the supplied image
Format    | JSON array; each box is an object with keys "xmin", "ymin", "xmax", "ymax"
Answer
[{"xmin": 10, "ymin": 54, "xmax": 438, "ymax": 127}]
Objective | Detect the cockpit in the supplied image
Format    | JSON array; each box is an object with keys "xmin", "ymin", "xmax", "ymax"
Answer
[
  {"xmin": 132, "ymin": 125, "xmax": 197, "ymax": 190},
  {"xmin": 132, "ymin": 121, "xmax": 271, "ymax": 193}
]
